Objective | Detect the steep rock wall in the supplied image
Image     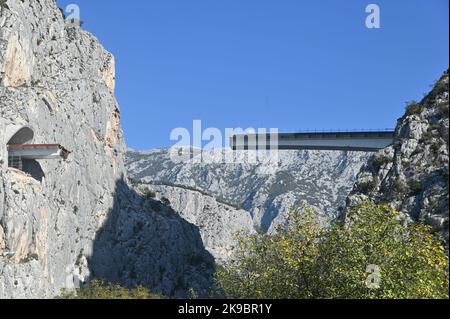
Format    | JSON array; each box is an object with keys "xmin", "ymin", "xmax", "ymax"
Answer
[
  {"xmin": 0, "ymin": 0, "xmax": 124, "ymax": 298},
  {"xmin": 347, "ymin": 71, "xmax": 449, "ymax": 246},
  {"xmin": 133, "ymin": 182, "xmax": 255, "ymax": 263}
]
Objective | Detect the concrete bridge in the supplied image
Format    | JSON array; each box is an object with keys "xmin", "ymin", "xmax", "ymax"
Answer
[{"xmin": 230, "ymin": 130, "xmax": 395, "ymax": 152}]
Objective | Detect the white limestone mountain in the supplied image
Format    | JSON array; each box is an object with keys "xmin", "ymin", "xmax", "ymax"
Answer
[
  {"xmin": 2, "ymin": 0, "xmax": 445, "ymax": 300},
  {"xmin": 126, "ymin": 149, "xmax": 371, "ymax": 232}
]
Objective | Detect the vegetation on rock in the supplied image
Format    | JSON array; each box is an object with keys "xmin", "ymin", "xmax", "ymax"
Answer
[
  {"xmin": 59, "ymin": 280, "xmax": 165, "ymax": 299},
  {"xmin": 405, "ymin": 101, "xmax": 422, "ymax": 116},
  {"xmin": 215, "ymin": 202, "xmax": 449, "ymax": 299}
]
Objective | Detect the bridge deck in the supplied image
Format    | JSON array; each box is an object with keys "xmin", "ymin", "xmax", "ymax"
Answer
[{"xmin": 230, "ymin": 131, "xmax": 395, "ymax": 152}]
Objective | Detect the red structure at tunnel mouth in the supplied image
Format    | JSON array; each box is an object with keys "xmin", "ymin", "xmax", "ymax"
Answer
[{"xmin": 7, "ymin": 144, "xmax": 71, "ymax": 160}]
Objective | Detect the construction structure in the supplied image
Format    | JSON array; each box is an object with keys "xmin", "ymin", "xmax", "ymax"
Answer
[
  {"xmin": 7, "ymin": 144, "xmax": 71, "ymax": 169},
  {"xmin": 5, "ymin": 125, "xmax": 71, "ymax": 173},
  {"xmin": 230, "ymin": 130, "xmax": 395, "ymax": 152}
]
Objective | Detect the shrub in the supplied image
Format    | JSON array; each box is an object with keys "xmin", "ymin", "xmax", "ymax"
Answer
[
  {"xmin": 356, "ymin": 178, "xmax": 378, "ymax": 193},
  {"xmin": 215, "ymin": 202, "xmax": 449, "ymax": 299},
  {"xmin": 59, "ymin": 280, "xmax": 165, "ymax": 299},
  {"xmin": 420, "ymin": 129, "xmax": 435, "ymax": 143},
  {"xmin": 410, "ymin": 181, "xmax": 422, "ymax": 196},
  {"xmin": 438, "ymin": 103, "xmax": 449, "ymax": 118},
  {"xmin": 431, "ymin": 142, "xmax": 442, "ymax": 156},
  {"xmin": 372, "ymin": 155, "xmax": 391, "ymax": 170},
  {"xmin": 143, "ymin": 188, "xmax": 156, "ymax": 199},
  {"xmin": 424, "ymin": 72, "xmax": 449, "ymax": 107},
  {"xmin": 393, "ymin": 178, "xmax": 408, "ymax": 195},
  {"xmin": 405, "ymin": 101, "xmax": 422, "ymax": 116},
  {"xmin": 128, "ymin": 177, "xmax": 139, "ymax": 186}
]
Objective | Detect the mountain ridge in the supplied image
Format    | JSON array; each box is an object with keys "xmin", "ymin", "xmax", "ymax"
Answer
[{"xmin": 126, "ymin": 148, "xmax": 371, "ymax": 232}]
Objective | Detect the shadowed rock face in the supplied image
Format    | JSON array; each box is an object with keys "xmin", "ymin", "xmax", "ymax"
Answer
[
  {"xmin": 89, "ymin": 179, "xmax": 216, "ymax": 298},
  {"xmin": 347, "ymin": 71, "xmax": 449, "ymax": 248},
  {"xmin": 0, "ymin": 0, "xmax": 215, "ymax": 298},
  {"xmin": 20, "ymin": 159, "xmax": 45, "ymax": 182},
  {"xmin": 131, "ymin": 182, "xmax": 256, "ymax": 264}
]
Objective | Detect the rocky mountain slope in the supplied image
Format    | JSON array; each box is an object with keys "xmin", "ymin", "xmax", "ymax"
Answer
[
  {"xmin": 0, "ymin": 0, "xmax": 216, "ymax": 298},
  {"xmin": 347, "ymin": 70, "xmax": 449, "ymax": 246},
  {"xmin": 131, "ymin": 182, "xmax": 255, "ymax": 263},
  {"xmin": 126, "ymin": 149, "xmax": 370, "ymax": 232},
  {"xmin": 87, "ymin": 180, "xmax": 217, "ymax": 298}
]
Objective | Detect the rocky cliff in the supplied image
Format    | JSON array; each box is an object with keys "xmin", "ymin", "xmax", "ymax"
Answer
[
  {"xmin": 0, "ymin": 0, "xmax": 215, "ymax": 298},
  {"xmin": 0, "ymin": 0, "xmax": 124, "ymax": 297},
  {"xmin": 126, "ymin": 149, "xmax": 370, "ymax": 232},
  {"xmin": 347, "ymin": 70, "xmax": 449, "ymax": 246},
  {"xmin": 131, "ymin": 182, "xmax": 255, "ymax": 264},
  {"xmin": 87, "ymin": 180, "xmax": 217, "ymax": 298}
]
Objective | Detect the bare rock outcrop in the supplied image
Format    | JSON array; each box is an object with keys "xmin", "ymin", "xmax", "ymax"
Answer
[
  {"xmin": 347, "ymin": 70, "xmax": 449, "ymax": 246},
  {"xmin": 132, "ymin": 182, "xmax": 255, "ymax": 263}
]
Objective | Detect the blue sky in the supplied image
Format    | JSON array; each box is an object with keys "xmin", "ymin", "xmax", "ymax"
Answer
[{"xmin": 57, "ymin": 0, "xmax": 449, "ymax": 150}]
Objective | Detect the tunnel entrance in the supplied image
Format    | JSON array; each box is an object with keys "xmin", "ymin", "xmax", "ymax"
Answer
[
  {"xmin": 5, "ymin": 125, "xmax": 70, "ymax": 182},
  {"xmin": 6, "ymin": 126, "xmax": 35, "ymax": 145},
  {"xmin": 6, "ymin": 125, "xmax": 35, "ymax": 173}
]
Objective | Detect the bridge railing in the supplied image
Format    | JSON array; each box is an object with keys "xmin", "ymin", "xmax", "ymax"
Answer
[{"xmin": 274, "ymin": 128, "xmax": 396, "ymax": 134}]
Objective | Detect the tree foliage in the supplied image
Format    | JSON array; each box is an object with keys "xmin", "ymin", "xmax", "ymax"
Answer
[{"xmin": 215, "ymin": 202, "xmax": 449, "ymax": 299}]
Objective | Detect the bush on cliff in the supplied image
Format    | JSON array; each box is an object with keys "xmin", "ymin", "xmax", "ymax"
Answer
[{"xmin": 60, "ymin": 280, "xmax": 165, "ymax": 299}]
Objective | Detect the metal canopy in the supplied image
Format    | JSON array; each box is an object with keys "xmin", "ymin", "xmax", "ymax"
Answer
[{"xmin": 7, "ymin": 144, "xmax": 71, "ymax": 160}]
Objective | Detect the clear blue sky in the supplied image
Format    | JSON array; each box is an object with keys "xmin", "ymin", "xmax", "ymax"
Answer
[{"xmin": 57, "ymin": 0, "xmax": 449, "ymax": 150}]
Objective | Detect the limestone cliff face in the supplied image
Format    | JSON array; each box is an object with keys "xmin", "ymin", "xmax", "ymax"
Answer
[
  {"xmin": 347, "ymin": 71, "xmax": 449, "ymax": 246},
  {"xmin": 132, "ymin": 182, "xmax": 255, "ymax": 264},
  {"xmin": 0, "ymin": 0, "xmax": 214, "ymax": 298},
  {"xmin": 0, "ymin": 0, "xmax": 125, "ymax": 298},
  {"xmin": 88, "ymin": 180, "xmax": 216, "ymax": 298}
]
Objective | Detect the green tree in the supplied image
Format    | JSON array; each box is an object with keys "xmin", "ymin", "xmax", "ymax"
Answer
[
  {"xmin": 215, "ymin": 207, "xmax": 327, "ymax": 299},
  {"xmin": 215, "ymin": 202, "xmax": 449, "ymax": 299},
  {"xmin": 319, "ymin": 203, "xmax": 448, "ymax": 298}
]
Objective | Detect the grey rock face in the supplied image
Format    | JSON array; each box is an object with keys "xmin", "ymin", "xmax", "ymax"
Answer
[
  {"xmin": 0, "ymin": 0, "xmax": 124, "ymax": 298},
  {"xmin": 132, "ymin": 182, "xmax": 255, "ymax": 264},
  {"xmin": 347, "ymin": 71, "xmax": 449, "ymax": 246},
  {"xmin": 0, "ymin": 0, "xmax": 214, "ymax": 298},
  {"xmin": 126, "ymin": 149, "xmax": 370, "ymax": 232},
  {"xmin": 88, "ymin": 180, "xmax": 216, "ymax": 298}
]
